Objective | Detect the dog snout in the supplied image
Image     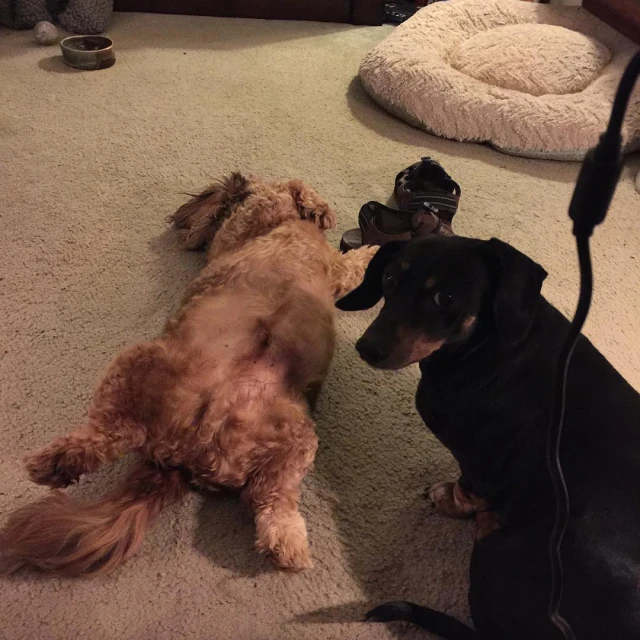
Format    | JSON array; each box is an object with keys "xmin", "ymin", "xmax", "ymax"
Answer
[{"xmin": 355, "ymin": 337, "xmax": 387, "ymax": 366}]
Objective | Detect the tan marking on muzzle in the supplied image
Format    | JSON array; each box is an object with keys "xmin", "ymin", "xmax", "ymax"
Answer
[
  {"xmin": 407, "ymin": 334, "xmax": 444, "ymax": 362},
  {"xmin": 400, "ymin": 260, "xmax": 411, "ymax": 271},
  {"xmin": 462, "ymin": 315, "xmax": 477, "ymax": 335}
]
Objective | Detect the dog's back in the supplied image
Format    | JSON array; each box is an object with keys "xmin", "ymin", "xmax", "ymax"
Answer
[
  {"xmin": 553, "ymin": 304, "xmax": 640, "ymax": 639},
  {"xmin": 420, "ymin": 296, "xmax": 640, "ymax": 637}
]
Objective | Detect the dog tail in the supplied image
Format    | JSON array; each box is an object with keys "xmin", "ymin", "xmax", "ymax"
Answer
[
  {"xmin": 366, "ymin": 601, "xmax": 478, "ymax": 640},
  {"xmin": 0, "ymin": 462, "xmax": 189, "ymax": 577},
  {"xmin": 168, "ymin": 172, "xmax": 252, "ymax": 250}
]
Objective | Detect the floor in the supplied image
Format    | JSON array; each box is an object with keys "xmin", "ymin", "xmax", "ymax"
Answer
[{"xmin": 0, "ymin": 12, "xmax": 639, "ymax": 640}]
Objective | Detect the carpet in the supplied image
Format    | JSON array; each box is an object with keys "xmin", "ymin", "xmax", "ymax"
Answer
[{"xmin": 1, "ymin": 12, "xmax": 639, "ymax": 640}]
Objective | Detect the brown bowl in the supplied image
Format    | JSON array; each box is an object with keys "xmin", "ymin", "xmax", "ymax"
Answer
[{"xmin": 60, "ymin": 36, "xmax": 115, "ymax": 71}]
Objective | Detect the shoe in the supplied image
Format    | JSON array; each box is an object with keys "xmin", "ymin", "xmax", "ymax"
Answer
[
  {"xmin": 394, "ymin": 157, "xmax": 461, "ymax": 224},
  {"xmin": 340, "ymin": 201, "xmax": 449, "ymax": 253}
]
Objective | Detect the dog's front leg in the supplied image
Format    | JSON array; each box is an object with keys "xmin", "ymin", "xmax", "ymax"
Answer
[
  {"xmin": 242, "ymin": 434, "xmax": 317, "ymax": 571},
  {"xmin": 331, "ymin": 245, "xmax": 379, "ymax": 301},
  {"xmin": 285, "ymin": 179, "xmax": 336, "ymax": 230},
  {"xmin": 427, "ymin": 477, "xmax": 488, "ymax": 519}
]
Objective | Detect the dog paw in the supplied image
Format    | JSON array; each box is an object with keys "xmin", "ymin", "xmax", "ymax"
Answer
[
  {"xmin": 256, "ymin": 512, "xmax": 313, "ymax": 571},
  {"xmin": 25, "ymin": 450, "xmax": 81, "ymax": 488},
  {"xmin": 270, "ymin": 537, "xmax": 313, "ymax": 571},
  {"xmin": 426, "ymin": 481, "xmax": 455, "ymax": 506},
  {"xmin": 302, "ymin": 204, "xmax": 336, "ymax": 231},
  {"xmin": 427, "ymin": 481, "xmax": 480, "ymax": 519},
  {"xmin": 426, "ymin": 481, "xmax": 462, "ymax": 518}
]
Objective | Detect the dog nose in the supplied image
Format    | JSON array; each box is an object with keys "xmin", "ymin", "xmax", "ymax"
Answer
[{"xmin": 356, "ymin": 338, "xmax": 386, "ymax": 366}]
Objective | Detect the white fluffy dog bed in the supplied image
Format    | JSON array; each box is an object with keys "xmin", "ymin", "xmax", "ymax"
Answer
[{"xmin": 360, "ymin": 0, "xmax": 640, "ymax": 160}]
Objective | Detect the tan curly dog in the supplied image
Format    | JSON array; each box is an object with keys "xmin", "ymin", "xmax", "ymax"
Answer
[{"xmin": 0, "ymin": 174, "xmax": 376, "ymax": 576}]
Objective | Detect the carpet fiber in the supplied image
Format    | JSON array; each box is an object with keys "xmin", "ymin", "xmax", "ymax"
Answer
[{"xmin": 1, "ymin": 13, "xmax": 639, "ymax": 640}]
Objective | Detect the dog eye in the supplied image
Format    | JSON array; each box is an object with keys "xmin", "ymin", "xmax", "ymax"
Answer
[
  {"xmin": 382, "ymin": 272, "xmax": 395, "ymax": 288},
  {"xmin": 434, "ymin": 292, "xmax": 454, "ymax": 308}
]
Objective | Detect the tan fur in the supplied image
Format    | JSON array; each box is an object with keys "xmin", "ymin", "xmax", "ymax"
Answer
[
  {"xmin": 475, "ymin": 511, "xmax": 501, "ymax": 540},
  {"xmin": 407, "ymin": 335, "xmax": 445, "ymax": 364},
  {"xmin": 462, "ymin": 315, "xmax": 477, "ymax": 334},
  {"xmin": 428, "ymin": 481, "xmax": 488, "ymax": 519},
  {"xmin": 383, "ymin": 328, "xmax": 444, "ymax": 369},
  {"xmin": 0, "ymin": 465, "xmax": 187, "ymax": 576},
  {"xmin": 0, "ymin": 174, "xmax": 374, "ymax": 576},
  {"xmin": 428, "ymin": 480, "xmax": 501, "ymax": 540},
  {"xmin": 384, "ymin": 315, "xmax": 476, "ymax": 370},
  {"xmin": 423, "ymin": 276, "xmax": 437, "ymax": 289}
]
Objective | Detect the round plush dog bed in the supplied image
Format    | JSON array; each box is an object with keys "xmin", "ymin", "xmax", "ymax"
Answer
[{"xmin": 360, "ymin": 0, "xmax": 640, "ymax": 160}]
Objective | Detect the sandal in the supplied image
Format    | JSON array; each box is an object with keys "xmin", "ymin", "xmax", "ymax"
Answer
[
  {"xmin": 395, "ymin": 157, "xmax": 461, "ymax": 224},
  {"xmin": 340, "ymin": 201, "xmax": 447, "ymax": 253}
]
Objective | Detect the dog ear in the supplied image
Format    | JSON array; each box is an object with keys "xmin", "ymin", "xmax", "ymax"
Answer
[
  {"xmin": 481, "ymin": 238, "xmax": 547, "ymax": 343},
  {"xmin": 336, "ymin": 241, "xmax": 406, "ymax": 311}
]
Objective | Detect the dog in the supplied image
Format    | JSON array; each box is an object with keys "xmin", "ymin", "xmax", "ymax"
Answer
[
  {"xmin": 0, "ymin": 173, "xmax": 377, "ymax": 576},
  {"xmin": 337, "ymin": 235, "xmax": 640, "ymax": 640}
]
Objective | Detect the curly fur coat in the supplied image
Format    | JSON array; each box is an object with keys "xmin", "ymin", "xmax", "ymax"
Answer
[{"xmin": 0, "ymin": 174, "xmax": 376, "ymax": 576}]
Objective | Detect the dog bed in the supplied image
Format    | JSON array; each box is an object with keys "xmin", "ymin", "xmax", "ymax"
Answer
[{"xmin": 359, "ymin": 0, "xmax": 640, "ymax": 160}]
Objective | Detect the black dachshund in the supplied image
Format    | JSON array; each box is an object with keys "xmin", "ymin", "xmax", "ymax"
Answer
[{"xmin": 337, "ymin": 235, "xmax": 640, "ymax": 640}]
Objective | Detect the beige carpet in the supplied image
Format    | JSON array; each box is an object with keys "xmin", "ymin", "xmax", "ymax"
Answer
[{"xmin": 1, "ymin": 13, "xmax": 639, "ymax": 640}]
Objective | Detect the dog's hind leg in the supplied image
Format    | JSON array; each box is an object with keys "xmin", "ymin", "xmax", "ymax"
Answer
[
  {"xmin": 242, "ymin": 419, "xmax": 318, "ymax": 570},
  {"xmin": 25, "ymin": 421, "xmax": 144, "ymax": 489},
  {"xmin": 25, "ymin": 341, "xmax": 173, "ymax": 488}
]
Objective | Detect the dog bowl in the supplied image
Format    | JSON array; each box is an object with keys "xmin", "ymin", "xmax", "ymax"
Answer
[{"xmin": 60, "ymin": 36, "xmax": 115, "ymax": 71}]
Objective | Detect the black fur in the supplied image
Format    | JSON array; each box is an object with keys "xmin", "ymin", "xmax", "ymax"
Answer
[{"xmin": 340, "ymin": 235, "xmax": 640, "ymax": 640}]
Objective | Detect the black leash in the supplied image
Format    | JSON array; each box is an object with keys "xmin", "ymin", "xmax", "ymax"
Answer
[{"xmin": 547, "ymin": 51, "xmax": 640, "ymax": 640}]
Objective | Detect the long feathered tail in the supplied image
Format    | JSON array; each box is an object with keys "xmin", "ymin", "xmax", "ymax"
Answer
[
  {"xmin": 366, "ymin": 601, "xmax": 478, "ymax": 640},
  {"xmin": 0, "ymin": 463, "xmax": 189, "ymax": 577}
]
